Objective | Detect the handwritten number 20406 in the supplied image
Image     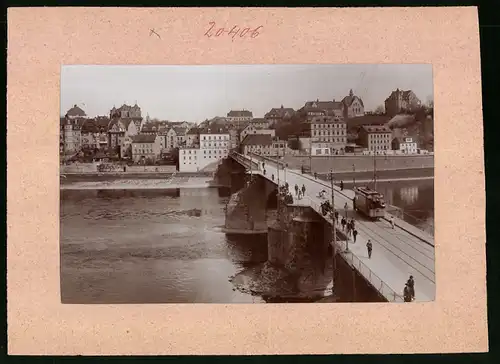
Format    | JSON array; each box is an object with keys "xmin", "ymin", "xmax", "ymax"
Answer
[{"xmin": 204, "ymin": 22, "xmax": 263, "ymax": 39}]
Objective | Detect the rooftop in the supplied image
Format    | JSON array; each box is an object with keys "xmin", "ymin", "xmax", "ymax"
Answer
[
  {"xmin": 131, "ymin": 134, "xmax": 157, "ymax": 143},
  {"xmin": 241, "ymin": 134, "xmax": 273, "ymax": 146},
  {"xmin": 361, "ymin": 125, "xmax": 392, "ymax": 133},
  {"xmin": 227, "ymin": 110, "xmax": 253, "ymax": 118},
  {"xmin": 66, "ymin": 104, "xmax": 87, "ymax": 117}
]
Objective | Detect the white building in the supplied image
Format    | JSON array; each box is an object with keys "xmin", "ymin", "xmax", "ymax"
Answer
[
  {"xmin": 392, "ymin": 136, "xmax": 418, "ymax": 154},
  {"xmin": 178, "ymin": 128, "xmax": 230, "ymax": 172}
]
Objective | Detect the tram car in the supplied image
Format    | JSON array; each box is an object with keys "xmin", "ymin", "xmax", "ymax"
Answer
[{"xmin": 354, "ymin": 186, "xmax": 386, "ymax": 219}]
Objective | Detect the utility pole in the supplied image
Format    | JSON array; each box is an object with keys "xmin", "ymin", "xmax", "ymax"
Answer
[
  {"xmin": 330, "ymin": 169, "xmax": 337, "ymax": 295},
  {"xmin": 352, "ymin": 164, "xmax": 356, "ymax": 189}
]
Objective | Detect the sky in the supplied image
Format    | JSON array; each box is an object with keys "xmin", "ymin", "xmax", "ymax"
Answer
[{"xmin": 61, "ymin": 64, "xmax": 433, "ymax": 122}]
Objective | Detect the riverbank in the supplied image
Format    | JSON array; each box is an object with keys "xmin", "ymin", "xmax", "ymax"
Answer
[
  {"xmin": 60, "ymin": 171, "xmax": 213, "ymax": 182},
  {"xmin": 60, "ymin": 176, "xmax": 227, "ymax": 190}
]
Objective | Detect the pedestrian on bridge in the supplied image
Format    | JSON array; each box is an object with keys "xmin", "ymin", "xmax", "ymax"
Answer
[
  {"xmin": 272, "ymin": 174, "xmax": 274, "ymax": 181},
  {"xmin": 350, "ymin": 218, "xmax": 356, "ymax": 230},
  {"xmin": 353, "ymin": 229, "xmax": 358, "ymax": 243},
  {"xmin": 407, "ymin": 275, "xmax": 415, "ymax": 300},
  {"xmin": 403, "ymin": 283, "xmax": 412, "ymax": 302},
  {"xmin": 334, "ymin": 211, "xmax": 339, "ymax": 225},
  {"xmin": 346, "ymin": 221, "xmax": 352, "ymax": 237},
  {"xmin": 390, "ymin": 216, "xmax": 395, "ymax": 229},
  {"xmin": 340, "ymin": 180, "xmax": 344, "ymax": 191},
  {"xmin": 294, "ymin": 184, "xmax": 299, "ymax": 197},
  {"xmin": 341, "ymin": 217, "xmax": 347, "ymax": 231},
  {"xmin": 301, "ymin": 184, "xmax": 306, "ymax": 196},
  {"xmin": 366, "ymin": 239, "xmax": 372, "ymax": 259}
]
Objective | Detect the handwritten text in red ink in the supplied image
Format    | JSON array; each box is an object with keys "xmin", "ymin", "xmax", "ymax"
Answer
[{"xmin": 204, "ymin": 22, "xmax": 263, "ymax": 39}]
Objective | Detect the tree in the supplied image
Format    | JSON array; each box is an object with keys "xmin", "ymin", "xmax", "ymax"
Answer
[
  {"xmin": 426, "ymin": 96, "xmax": 434, "ymax": 109},
  {"xmin": 374, "ymin": 105, "xmax": 385, "ymax": 115}
]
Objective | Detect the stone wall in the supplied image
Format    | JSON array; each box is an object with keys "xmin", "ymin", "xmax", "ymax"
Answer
[
  {"xmin": 283, "ymin": 154, "xmax": 434, "ymax": 174},
  {"xmin": 334, "ymin": 254, "xmax": 387, "ymax": 302}
]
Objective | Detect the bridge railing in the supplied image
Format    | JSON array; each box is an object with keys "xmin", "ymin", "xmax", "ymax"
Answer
[{"xmin": 303, "ymin": 196, "xmax": 404, "ymax": 302}]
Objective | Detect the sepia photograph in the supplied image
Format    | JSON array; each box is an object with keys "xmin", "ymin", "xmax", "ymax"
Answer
[{"xmin": 60, "ymin": 64, "xmax": 435, "ymax": 304}]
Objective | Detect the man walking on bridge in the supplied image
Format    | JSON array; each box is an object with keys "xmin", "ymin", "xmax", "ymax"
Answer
[
  {"xmin": 340, "ymin": 180, "xmax": 344, "ymax": 191},
  {"xmin": 353, "ymin": 228, "xmax": 358, "ymax": 243},
  {"xmin": 334, "ymin": 211, "xmax": 339, "ymax": 225},
  {"xmin": 390, "ymin": 216, "xmax": 395, "ymax": 229},
  {"xmin": 301, "ymin": 184, "xmax": 306, "ymax": 196},
  {"xmin": 366, "ymin": 239, "xmax": 372, "ymax": 259},
  {"xmin": 407, "ymin": 275, "xmax": 415, "ymax": 301},
  {"xmin": 294, "ymin": 184, "xmax": 299, "ymax": 197}
]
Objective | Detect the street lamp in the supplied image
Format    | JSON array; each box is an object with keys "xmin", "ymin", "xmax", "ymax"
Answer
[{"xmin": 352, "ymin": 164, "xmax": 356, "ymax": 189}]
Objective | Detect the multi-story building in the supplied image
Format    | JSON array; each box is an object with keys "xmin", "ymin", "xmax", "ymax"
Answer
[
  {"xmin": 226, "ymin": 110, "xmax": 253, "ymax": 127},
  {"xmin": 249, "ymin": 118, "xmax": 270, "ymax": 129},
  {"xmin": 131, "ymin": 134, "xmax": 161, "ymax": 163},
  {"xmin": 239, "ymin": 123, "xmax": 276, "ymax": 142},
  {"xmin": 185, "ymin": 127, "xmax": 200, "ymax": 147},
  {"xmin": 307, "ymin": 116, "xmax": 347, "ymax": 154},
  {"xmin": 241, "ymin": 135, "xmax": 287, "ymax": 157},
  {"xmin": 107, "ymin": 118, "xmax": 140, "ymax": 157},
  {"xmin": 61, "ymin": 104, "xmax": 88, "ymax": 154},
  {"xmin": 392, "ymin": 136, "xmax": 418, "ymax": 154},
  {"xmin": 178, "ymin": 127, "xmax": 230, "ymax": 172},
  {"xmin": 358, "ymin": 125, "xmax": 393, "ymax": 152},
  {"xmin": 341, "ymin": 89, "xmax": 365, "ymax": 119},
  {"xmin": 384, "ymin": 89, "xmax": 422, "ymax": 116},
  {"xmin": 110, "ymin": 103, "xmax": 143, "ymax": 131},
  {"xmin": 264, "ymin": 105, "xmax": 295, "ymax": 126}
]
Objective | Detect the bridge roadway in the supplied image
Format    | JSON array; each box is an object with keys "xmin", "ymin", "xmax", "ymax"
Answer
[{"xmin": 230, "ymin": 152, "xmax": 435, "ymax": 302}]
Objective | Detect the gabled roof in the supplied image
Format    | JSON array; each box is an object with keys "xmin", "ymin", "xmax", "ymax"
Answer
[
  {"xmin": 250, "ymin": 118, "xmax": 268, "ymax": 124},
  {"xmin": 386, "ymin": 89, "xmax": 417, "ymax": 101},
  {"xmin": 199, "ymin": 126, "xmax": 230, "ymax": 134},
  {"xmin": 173, "ymin": 127, "xmax": 187, "ymax": 136},
  {"xmin": 186, "ymin": 127, "xmax": 200, "ymax": 135},
  {"xmin": 342, "ymin": 95, "xmax": 364, "ymax": 107},
  {"xmin": 265, "ymin": 106, "xmax": 295, "ymax": 118},
  {"xmin": 361, "ymin": 125, "xmax": 392, "ymax": 133},
  {"xmin": 227, "ymin": 110, "xmax": 253, "ymax": 118},
  {"xmin": 131, "ymin": 134, "xmax": 157, "ymax": 143},
  {"xmin": 303, "ymin": 100, "xmax": 344, "ymax": 111},
  {"xmin": 241, "ymin": 134, "xmax": 273, "ymax": 146},
  {"xmin": 66, "ymin": 104, "xmax": 87, "ymax": 117}
]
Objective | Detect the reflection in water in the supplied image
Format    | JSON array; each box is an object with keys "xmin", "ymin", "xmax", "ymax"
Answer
[{"xmin": 61, "ymin": 179, "xmax": 434, "ymax": 303}]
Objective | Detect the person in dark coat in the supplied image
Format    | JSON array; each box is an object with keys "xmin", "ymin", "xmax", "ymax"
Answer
[
  {"xmin": 341, "ymin": 217, "xmax": 347, "ymax": 231},
  {"xmin": 340, "ymin": 180, "xmax": 344, "ymax": 191},
  {"xmin": 353, "ymin": 229, "xmax": 358, "ymax": 243},
  {"xmin": 366, "ymin": 239, "xmax": 372, "ymax": 258},
  {"xmin": 403, "ymin": 283, "xmax": 412, "ymax": 302},
  {"xmin": 301, "ymin": 184, "xmax": 306, "ymax": 195},
  {"xmin": 334, "ymin": 211, "xmax": 339, "ymax": 225},
  {"xmin": 351, "ymin": 219, "xmax": 356, "ymax": 231},
  {"xmin": 294, "ymin": 184, "xmax": 299, "ymax": 196},
  {"xmin": 346, "ymin": 220, "xmax": 352, "ymax": 237},
  {"xmin": 407, "ymin": 275, "xmax": 415, "ymax": 300},
  {"xmin": 271, "ymin": 174, "xmax": 274, "ymax": 181}
]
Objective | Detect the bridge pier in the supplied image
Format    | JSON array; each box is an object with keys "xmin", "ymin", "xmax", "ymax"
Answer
[
  {"xmin": 224, "ymin": 175, "xmax": 276, "ymax": 234},
  {"xmin": 266, "ymin": 205, "xmax": 332, "ymax": 298}
]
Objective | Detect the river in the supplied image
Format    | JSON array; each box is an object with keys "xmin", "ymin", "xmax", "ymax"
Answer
[{"xmin": 60, "ymin": 178, "xmax": 434, "ymax": 304}]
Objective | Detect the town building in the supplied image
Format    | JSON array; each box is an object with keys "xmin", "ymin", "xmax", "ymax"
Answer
[
  {"xmin": 185, "ymin": 127, "xmax": 200, "ymax": 147},
  {"xmin": 226, "ymin": 110, "xmax": 253, "ymax": 126},
  {"xmin": 384, "ymin": 89, "xmax": 422, "ymax": 116},
  {"xmin": 107, "ymin": 118, "xmax": 140, "ymax": 158},
  {"xmin": 305, "ymin": 116, "xmax": 348, "ymax": 154},
  {"xmin": 358, "ymin": 125, "xmax": 393, "ymax": 153},
  {"xmin": 298, "ymin": 99, "xmax": 344, "ymax": 121},
  {"xmin": 264, "ymin": 105, "xmax": 295, "ymax": 126},
  {"xmin": 110, "ymin": 103, "xmax": 143, "ymax": 131},
  {"xmin": 341, "ymin": 89, "xmax": 365, "ymax": 119},
  {"xmin": 61, "ymin": 105, "xmax": 89, "ymax": 154},
  {"xmin": 80, "ymin": 118, "xmax": 109, "ymax": 151},
  {"xmin": 178, "ymin": 127, "xmax": 230, "ymax": 172},
  {"xmin": 239, "ymin": 123, "xmax": 275, "ymax": 142},
  {"xmin": 392, "ymin": 136, "xmax": 418, "ymax": 154},
  {"xmin": 131, "ymin": 134, "xmax": 161, "ymax": 163},
  {"xmin": 241, "ymin": 135, "xmax": 287, "ymax": 157},
  {"xmin": 249, "ymin": 118, "xmax": 271, "ymax": 129}
]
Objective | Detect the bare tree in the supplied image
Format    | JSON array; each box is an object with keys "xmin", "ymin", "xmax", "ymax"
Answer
[
  {"xmin": 374, "ymin": 105, "xmax": 385, "ymax": 115},
  {"xmin": 426, "ymin": 96, "xmax": 434, "ymax": 109}
]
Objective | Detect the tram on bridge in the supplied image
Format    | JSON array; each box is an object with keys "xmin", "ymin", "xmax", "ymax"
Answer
[{"xmin": 354, "ymin": 186, "xmax": 387, "ymax": 220}]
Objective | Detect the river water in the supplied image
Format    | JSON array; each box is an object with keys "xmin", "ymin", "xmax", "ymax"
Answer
[{"xmin": 60, "ymin": 178, "xmax": 434, "ymax": 303}]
